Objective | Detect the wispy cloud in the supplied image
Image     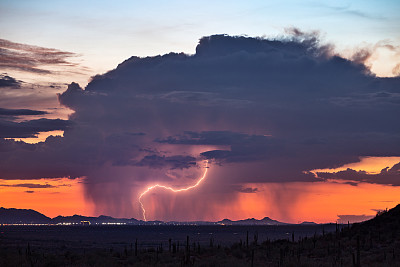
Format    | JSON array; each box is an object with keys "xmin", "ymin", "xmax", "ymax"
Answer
[
  {"xmin": 0, "ymin": 183, "xmax": 56, "ymax": 188},
  {"xmin": 0, "ymin": 39, "xmax": 83, "ymax": 74},
  {"xmin": 315, "ymin": 3, "xmax": 385, "ymax": 20},
  {"xmin": 0, "ymin": 107, "xmax": 48, "ymax": 116}
]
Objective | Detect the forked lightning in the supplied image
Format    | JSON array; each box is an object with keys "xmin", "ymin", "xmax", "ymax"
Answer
[{"xmin": 138, "ymin": 162, "xmax": 209, "ymax": 221}]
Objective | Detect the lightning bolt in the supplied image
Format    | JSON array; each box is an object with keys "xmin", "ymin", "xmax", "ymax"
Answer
[{"xmin": 138, "ymin": 161, "xmax": 209, "ymax": 221}]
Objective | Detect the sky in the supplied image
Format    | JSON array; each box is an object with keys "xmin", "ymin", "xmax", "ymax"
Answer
[{"xmin": 0, "ymin": 0, "xmax": 400, "ymax": 223}]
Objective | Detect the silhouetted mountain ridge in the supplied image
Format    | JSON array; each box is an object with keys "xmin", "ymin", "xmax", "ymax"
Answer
[
  {"xmin": 1, "ymin": 207, "xmax": 314, "ymax": 225},
  {"xmin": 0, "ymin": 207, "xmax": 50, "ymax": 224}
]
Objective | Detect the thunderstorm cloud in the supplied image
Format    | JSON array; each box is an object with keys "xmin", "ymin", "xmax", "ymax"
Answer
[{"xmin": 1, "ymin": 33, "xmax": 400, "ymax": 218}]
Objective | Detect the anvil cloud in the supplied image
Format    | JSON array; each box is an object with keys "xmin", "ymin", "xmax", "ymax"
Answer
[{"xmin": 1, "ymin": 33, "xmax": 399, "ymax": 219}]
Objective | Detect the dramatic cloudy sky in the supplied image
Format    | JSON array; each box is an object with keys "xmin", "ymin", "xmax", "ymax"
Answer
[{"xmin": 1, "ymin": 0, "xmax": 400, "ymax": 223}]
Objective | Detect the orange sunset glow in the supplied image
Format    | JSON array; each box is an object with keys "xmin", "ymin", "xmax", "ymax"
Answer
[
  {"xmin": 9, "ymin": 130, "xmax": 65, "ymax": 144},
  {"xmin": 1, "ymin": 154, "xmax": 399, "ymax": 223},
  {"xmin": 130, "ymin": 157, "xmax": 400, "ymax": 223},
  {"xmin": 0, "ymin": 178, "xmax": 90, "ymax": 218},
  {"xmin": 1, "ymin": 4, "xmax": 400, "ymax": 224},
  {"xmin": 130, "ymin": 179, "xmax": 400, "ymax": 224}
]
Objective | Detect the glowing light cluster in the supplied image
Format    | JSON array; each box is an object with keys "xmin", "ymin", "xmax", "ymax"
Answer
[{"xmin": 138, "ymin": 162, "xmax": 209, "ymax": 221}]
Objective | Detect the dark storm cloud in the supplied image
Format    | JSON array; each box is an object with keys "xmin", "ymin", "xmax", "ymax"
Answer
[
  {"xmin": 157, "ymin": 131, "xmax": 271, "ymax": 146},
  {"xmin": 316, "ymin": 162, "xmax": 400, "ymax": 186},
  {"xmin": 0, "ymin": 136, "xmax": 87, "ymax": 180},
  {"xmin": 0, "ymin": 118, "xmax": 72, "ymax": 138},
  {"xmin": 0, "ymin": 39, "xmax": 80, "ymax": 74},
  {"xmin": 0, "ymin": 74, "xmax": 21, "ymax": 88},
  {"xmin": 1, "ymin": 32, "xmax": 400, "ymax": 217},
  {"xmin": 233, "ymin": 186, "xmax": 259, "ymax": 194},
  {"xmin": 158, "ymin": 131, "xmax": 284, "ymax": 164},
  {"xmin": 0, "ymin": 108, "xmax": 48, "ymax": 116},
  {"xmin": 134, "ymin": 155, "xmax": 197, "ymax": 169}
]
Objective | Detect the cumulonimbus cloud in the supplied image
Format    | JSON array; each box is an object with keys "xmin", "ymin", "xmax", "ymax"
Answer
[{"xmin": 1, "ymin": 32, "xmax": 400, "ymax": 218}]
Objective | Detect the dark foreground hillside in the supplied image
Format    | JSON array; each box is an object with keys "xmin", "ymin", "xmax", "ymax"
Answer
[{"xmin": 0, "ymin": 205, "xmax": 399, "ymax": 266}]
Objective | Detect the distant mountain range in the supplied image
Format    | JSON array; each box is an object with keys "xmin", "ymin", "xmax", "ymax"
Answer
[
  {"xmin": 0, "ymin": 207, "xmax": 50, "ymax": 224},
  {"xmin": 0, "ymin": 207, "xmax": 313, "ymax": 225},
  {"xmin": 0, "ymin": 208, "xmax": 140, "ymax": 225}
]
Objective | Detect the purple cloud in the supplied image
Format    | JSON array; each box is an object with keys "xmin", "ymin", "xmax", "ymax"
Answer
[
  {"xmin": 0, "ymin": 74, "xmax": 21, "ymax": 88},
  {"xmin": 316, "ymin": 162, "xmax": 400, "ymax": 185},
  {"xmin": 1, "ymin": 33, "xmax": 400, "ymax": 218}
]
